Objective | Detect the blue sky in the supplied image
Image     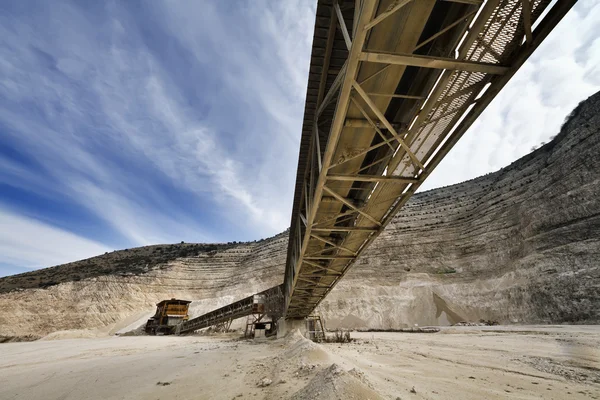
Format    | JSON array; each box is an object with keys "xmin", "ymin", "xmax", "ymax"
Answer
[{"xmin": 1, "ymin": 0, "xmax": 599, "ymax": 277}]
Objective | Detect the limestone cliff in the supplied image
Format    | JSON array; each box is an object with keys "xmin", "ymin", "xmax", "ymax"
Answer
[
  {"xmin": 1, "ymin": 92, "xmax": 599, "ymax": 338},
  {"xmin": 320, "ymin": 92, "xmax": 600, "ymax": 328}
]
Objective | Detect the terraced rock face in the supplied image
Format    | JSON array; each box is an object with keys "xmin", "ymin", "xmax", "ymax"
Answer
[
  {"xmin": 320, "ymin": 92, "xmax": 600, "ymax": 329},
  {"xmin": 0, "ymin": 236, "xmax": 288, "ymax": 338},
  {"xmin": 1, "ymin": 93, "xmax": 599, "ymax": 338}
]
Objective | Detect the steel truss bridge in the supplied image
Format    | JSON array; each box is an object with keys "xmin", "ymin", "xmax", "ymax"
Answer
[{"xmin": 180, "ymin": 0, "xmax": 575, "ymax": 332}]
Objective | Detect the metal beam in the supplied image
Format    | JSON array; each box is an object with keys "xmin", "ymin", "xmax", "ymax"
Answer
[
  {"xmin": 349, "ymin": 96, "xmax": 397, "ymax": 152},
  {"xmin": 359, "ymin": 52, "xmax": 509, "ymax": 75},
  {"xmin": 317, "ymin": 62, "xmax": 347, "ymax": 118},
  {"xmin": 310, "ymin": 233, "xmax": 357, "ymax": 255},
  {"xmin": 344, "ymin": 117, "xmax": 402, "ymax": 131},
  {"xmin": 522, "ymin": 0, "xmax": 533, "ymax": 44},
  {"xmin": 351, "ymin": 80, "xmax": 425, "ymax": 169},
  {"xmin": 327, "ymin": 174, "xmax": 419, "ymax": 183},
  {"xmin": 313, "ymin": 208, "xmax": 360, "ymax": 228},
  {"xmin": 366, "ymin": 93, "xmax": 425, "ymax": 100},
  {"xmin": 329, "ymin": 136, "xmax": 397, "ymax": 169},
  {"xmin": 312, "ymin": 227, "xmax": 378, "ymax": 232},
  {"xmin": 323, "ymin": 185, "xmax": 382, "ymax": 226},
  {"xmin": 300, "ymin": 271, "xmax": 343, "ymax": 278},
  {"xmin": 286, "ymin": 0, "xmax": 378, "ymax": 311},
  {"xmin": 283, "ymin": 0, "xmax": 570, "ymax": 320},
  {"xmin": 364, "ymin": 0, "xmax": 413, "ymax": 31},
  {"xmin": 315, "ymin": 127, "xmax": 322, "ymax": 172},
  {"xmin": 296, "ymin": 283, "xmax": 333, "ymax": 289},
  {"xmin": 344, "ymin": 118, "xmax": 379, "ymax": 128},
  {"xmin": 412, "ymin": 10, "xmax": 477, "ymax": 52},
  {"xmin": 317, "ymin": 7, "xmax": 338, "ymax": 108},
  {"xmin": 296, "ymin": 277, "xmax": 325, "ymax": 285},
  {"xmin": 303, "ymin": 259, "xmax": 343, "ymax": 274},
  {"xmin": 442, "ymin": 0, "xmax": 483, "ymax": 4},
  {"xmin": 334, "ymin": 0, "xmax": 352, "ymax": 50}
]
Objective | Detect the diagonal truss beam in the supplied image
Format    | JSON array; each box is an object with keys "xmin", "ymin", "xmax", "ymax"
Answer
[
  {"xmin": 349, "ymin": 97, "xmax": 397, "ymax": 152},
  {"xmin": 296, "ymin": 276, "xmax": 340, "ymax": 286},
  {"xmin": 352, "ymin": 80, "xmax": 425, "ymax": 170},
  {"xmin": 327, "ymin": 174, "xmax": 419, "ymax": 183},
  {"xmin": 303, "ymin": 259, "xmax": 343, "ymax": 274},
  {"xmin": 310, "ymin": 233, "xmax": 357, "ymax": 256},
  {"xmin": 322, "ymin": 185, "xmax": 382, "ymax": 226},
  {"xmin": 312, "ymin": 227, "xmax": 378, "ymax": 233},
  {"xmin": 334, "ymin": 1, "xmax": 352, "ymax": 50},
  {"xmin": 317, "ymin": 62, "xmax": 348, "ymax": 118},
  {"xmin": 359, "ymin": 52, "xmax": 509, "ymax": 74},
  {"xmin": 365, "ymin": 0, "xmax": 413, "ymax": 31},
  {"xmin": 313, "ymin": 208, "xmax": 360, "ymax": 228},
  {"xmin": 366, "ymin": 92, "xmax": 425, "ymax": 100},
  {"xmin": 413, "ymin": 10, "xmax": 477, "ymax": 52},
  {"xmin": 304, "ymin": 256, "xmax": 356, "ymax": 260},
  {"xmin": 442, "ymin": 0, "xmax": 483, "ymax": 4},
  {"xmin": 329, "ymin": 132, "xmax": 399, "ymax": 169}
]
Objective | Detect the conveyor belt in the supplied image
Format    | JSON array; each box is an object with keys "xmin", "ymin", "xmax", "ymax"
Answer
[
  {"xmin": 283, "ymin": 0, "xmax": 576, "ymax": 318},
  {"xmin": 177, "ymin": 285, "xmax": 283, "ymax": 334}
]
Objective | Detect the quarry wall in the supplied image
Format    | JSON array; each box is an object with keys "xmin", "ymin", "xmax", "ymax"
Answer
[{"xmin": 1, "ymin": 93, "xmax": 599, "ymax": 338}]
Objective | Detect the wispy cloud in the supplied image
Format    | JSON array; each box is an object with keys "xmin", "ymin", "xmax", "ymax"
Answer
[
  {"xmin": 0, "ymin": 206, "xmax": 111, "ymax": 275},
  {"xmin": 0, "ymin": 0, "xmax": 316, "ymax": 274},
  {"xmin": 421, "ymin": 1, "xmax": 600, "ymax": 190},
  {"xmin": 0, "ymin": 1, "xmax": 597, "ymax": 276}
]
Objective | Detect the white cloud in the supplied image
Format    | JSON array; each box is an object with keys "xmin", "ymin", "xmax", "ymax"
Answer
[
  {"xmin": 420, "ymin": 1, "xmax": 600, "ymax": 191},
  {"xmin": 0, "ymin": 0, "xmax": 317, "ymax": 250},
  {"xmin": 0, "ymin": 0, "xmax": 597, "ymax": 275},
  {"xmin": 0, "ymin": 207, "xmax": 111, "ymax": 269}
]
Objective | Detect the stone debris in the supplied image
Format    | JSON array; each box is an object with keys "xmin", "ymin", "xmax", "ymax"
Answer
[
  {"xmin": 520, "ymin": 356, "xmax": 600, "ymax": 385},
  {"xmin": 289, "ymin": 363, "xmax": 385, "ymax": 400},
  {"xmin": 257, "ymin": 378, "xmax": 272, "ymax": 387}
]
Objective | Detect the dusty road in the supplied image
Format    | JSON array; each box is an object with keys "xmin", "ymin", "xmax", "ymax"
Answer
[{"xmin": 0, "ymin": 325, "xmax": 598, "ymax": 399}]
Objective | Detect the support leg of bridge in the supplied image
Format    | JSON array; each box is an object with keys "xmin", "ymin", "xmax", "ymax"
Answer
[{"xmin": 276, "ymin": 318, "xmax": 307, "ymax": 339}]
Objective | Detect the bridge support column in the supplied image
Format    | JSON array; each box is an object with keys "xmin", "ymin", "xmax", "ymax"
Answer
[{"xmin": 276, "ymin": 318, "xmax": 307, "ymax": 339}]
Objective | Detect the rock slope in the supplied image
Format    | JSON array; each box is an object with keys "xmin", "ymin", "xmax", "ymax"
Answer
[{"xmin": 1, "ymin": 92, "xmax": 599, "ymax": 338}]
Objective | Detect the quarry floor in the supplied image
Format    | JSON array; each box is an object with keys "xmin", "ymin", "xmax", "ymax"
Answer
[{"xmin": 0, "ymin": 326, "xmax": 598, "ymax": 400}]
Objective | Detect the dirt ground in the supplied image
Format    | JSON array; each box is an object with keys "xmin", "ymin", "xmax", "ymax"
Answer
[{"xmin": 0, "ymin": 325, "xmax": 598, "ymax": 400}]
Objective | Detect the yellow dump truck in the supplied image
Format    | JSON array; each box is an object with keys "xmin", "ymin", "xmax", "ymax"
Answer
[{"xmin": 145, "ymin": 298, "xmax": 191, "ymax": 335}]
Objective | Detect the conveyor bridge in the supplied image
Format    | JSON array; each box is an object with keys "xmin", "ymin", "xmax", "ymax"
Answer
[
  {"xmin": 177, "ymin": 285, "xmax": 283, "ymax": 334},
  {"xmin": 176, "ymin": 0, "xmax": 575, "ymax": 333}
]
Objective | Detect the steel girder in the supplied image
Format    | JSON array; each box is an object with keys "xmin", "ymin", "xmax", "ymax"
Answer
[{"xmin": 283, "ymin": 0, "xmax": 576, "ymax": 318}]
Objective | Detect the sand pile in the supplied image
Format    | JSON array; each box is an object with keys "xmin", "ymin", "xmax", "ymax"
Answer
[
  {"xmin": 251, "ymin": 330, "xmax": 384, "ymax": 399},
  {"xmin": 247, "ymin": 330, "xmax": 332, "ymax": 391},
  {"xmin": 290, "ymin": 363, "xmax": 384, "ymax": 400},
  {"xmin": 280, "ymin": 329, "xmax": 331, "ymax": 365},
  {"xmin": 41, "ymin": 328, "xmax": 108, "ymax": 341},
  {"xmin": 113, "ymin": 311, "xmax": 153, "ymax": 335}
]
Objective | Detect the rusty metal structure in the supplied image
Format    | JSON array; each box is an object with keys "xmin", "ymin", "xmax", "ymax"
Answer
[
  {"xmin": 172, "ymin": 0, "xmax": 575, "ymax": 334},
  {"xmin": 176, "ymin": 285, "xmax": 283, "ymax": 335},
  {"xmin": 145, "ymin": 298, "xmax": 191, "ymax": 335},
  {"xmin": 282, "ymin": 0, "xmax": 576, "ymax": 318}
]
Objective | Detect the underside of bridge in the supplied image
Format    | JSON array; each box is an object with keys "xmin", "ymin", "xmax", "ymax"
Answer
[
  {"xmin": 282, "ymin": 0, "xmax": 576, "ymax": 319},
  {"xmin": 173, "ymin": 0, "xmax": 576, "ymax": 334}
]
